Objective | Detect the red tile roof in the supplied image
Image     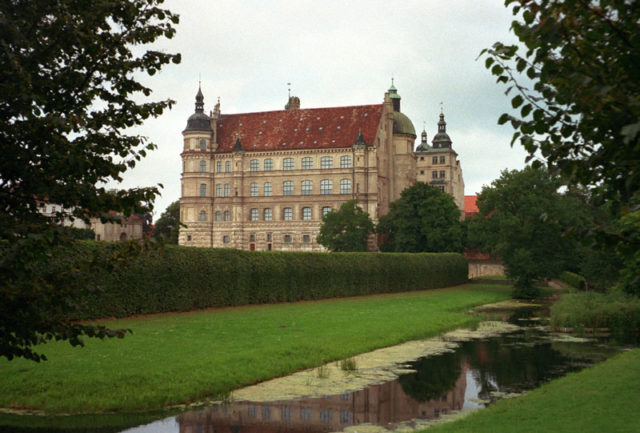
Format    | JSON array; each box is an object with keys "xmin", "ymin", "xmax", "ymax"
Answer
[
  {"xmin": 215, "ymin": 104, "xmax": 384, "ymax": 153},
  {"xmin": 464, "ymin": 195, "xmax": 479, "ymax": 214}
]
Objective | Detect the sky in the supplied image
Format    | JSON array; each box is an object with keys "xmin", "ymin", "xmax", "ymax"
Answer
[{"xmin": 116, "ymin": 0, "xmax": 530, "ymax": 219}]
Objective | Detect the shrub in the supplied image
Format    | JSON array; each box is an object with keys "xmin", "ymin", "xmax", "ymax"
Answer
[
  {"xmin": 51, "ymin": 242, "xmax": 468, "ymax": 320},
  {"xmin": 550, "ymin": 292, "xmax": 640, "ymax": 336},
  {"xmin": 559, "ymin": 271, "xmax": 586, "ymax": 290}
]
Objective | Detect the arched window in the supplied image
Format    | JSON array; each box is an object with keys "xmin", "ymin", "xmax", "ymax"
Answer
[
  {"xmin": 199, "ymin": 210, "xmax": 206, "ymax": 221},
  {"xmin": 301, "ymin": 157, "xmax": 313, "ymax": 169},
  {"xmin": 320, "ymin": 179, "xmax": 332, "ymax": 194},
  {"xmin": 264, "ymin": 208, "xmax": 273, "ymax": 221},
  {"xmin": 217, "ymin": 161, "xmax": 222, "ymax": 172},
  {"xmin": 200, "ymin": 184, "xmax": 206, "ymax": 196},
  {"xmin": 321, "ymin": 156, "xmax": 333, "ymax": 169},
  {"xmin": 264, "ymin": 182, "xmax": 272, "ymax": 196},
  {"xmin": 301, "ymin": 180, "xmax": 312, "ymax": 195},
  {"xmin": 322, "ymin": 206, "xmax": 333, "ymax": 217},
  {"xmin": 250, "ymin": 208, "xmax": 259, "ymax": 221},
  {"xmin": 200, "ymin": 160, "xmax": 206, "ymax": 172},
  {"xmin": 283, "ymin": 158, "xmax": 294, "ymax": 170},
  {"xmin": 283, "ymin": 181, "xmax": 294, "ymax": 195},
  {"xmin": 199, "ymin": 139, "xmax": 206, "ymax": 151},
  {"xmin": 340, "ymin": 178, "xmax": 351, "ymax": 194},
  {"xmin": 225, "ymin": 161, "xmax": 231, "ymax": 172},
  {"xmin": 250, "ymin": 159, "xmax": 259, "ymax": 171},
  {"xmin": 215, "ymin": 211, "xmax": 222, "ymax": 221},
  {"xmin": 264, "ymin": 158, "xmax": 273, "ymax": 171},
  {"xmin": 224, "ymin": 210, "xmax": 230, "ymax": 221},
  {"xmin": 302, "ymin": 207, "xmax": 312, "ymax": 221},
  {"xmin": 340, "ymin": 155, "xmax": 352, "ymax": 168},
  {"xmin": 250, "ymin": 183, "xmax": 259, "ymax": 197},
  {"xmin": 283, "ymin": 208, "xmax": 293, "ymax": 221}
]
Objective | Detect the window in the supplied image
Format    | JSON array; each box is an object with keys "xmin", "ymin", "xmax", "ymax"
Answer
[
  {"xmin": 284, "ymin": 234, "xmax": 292, "ymax": 243},
  {"xmin": 224, "ymin": 184, "xmax": 230, "ymax": 197},
  {"xmin": 264, "ymin": 208, "xmax": 273, "ymax": 221},
  {"xmin": 225, "ymin": 161, "xmax": 231, "ymax": 172},
  {"xmin": 200, "ymin": 184, "xmax": 206, "ymax": 196},
  {"xmin": 264, "ymin": 182, "xmax": 272, "ymax": 196},
  {"xmin": 199, "ymin": 210, "xmax": 206, "ymax": 221},
  {"xmin": 199, "ymin": 139, "xmax": 206, "ymax": 151},
  {"xmin": 264, "ymin": 158, "xmax": 273, "ymax": 171},
  {"xmin": 281, "ymin": 407, "xmax": 292, "ymax": 421},
  {"xmin": 267, "ymin": 233, "xmax": 272, "ymax": 242},
  {"xmin": 250, "ymin": 183, "xmax": 258, "ymax": 197},
  {"xmin": 217, "ymin": 161, "xmax": 222, "ymax": 172},
  {"xmin": 340, "ymin": 155, "xmax": 352, "ymax": 168},
  {"xmin": 420, "ymin": 156, "xmax": 424, "ymax": 161},
  {"xmin": 250, "ymin": 208, "xmax": 259, "ymax": 221},
  {"xmin": 340, "ymin": 411, "xmax": 352, "ymax": 425},
  {"xmin": 440, "ymin": 170, "xmax": 446, "ymax": 179},
  {"xmin": 283, "ymin": 181, "xmax": 294, "ymax": 195},
  {"xmin": 322, "ymin": 206, "xmax": 332, "ymax": 217},
  {"xmin": 301, "ymin": 180, "xmax": 312, "ymax": 195},
  {"xmin": 187, "ymin": 235, "xmax": 192, "ymax": 241},
  {"xmin": 250, "ymin": 159, "xmax": 259, "ymax": 171},
  {"xmin": 420, "ymin": 170, "xmax": 425, "ymax": 175},
  {"xmin": 223, "ymin": 235, "xmax": 230, "ymax": 244},
  {"xmin": 432, "ymin": 156, "xmax": 438, "ymax": 164},
  {"xmin": 283, "ymin": 158, "xmax": 294, "ymax": 170},
  {"xmin": 216, "ymin": 184, "xmax": 222, "ymax": 197},
  {"xmin": 320, "ymin": 179, "xmax": 332, "ymax": 194},
  {"xmin": 224, "ymin": 210, "xmax": 230, "ymax": 221},
  {"xmin": 262, "ymin": 406, "xmax": 271, "ymax": 420},
  {"xmin": 300, "ymin": 408, "xmax": 312, "ymax": 421},
  {"xmin": 303, "ymin": 234, "xmax": 311, "ymax": 243},
  {"xmin": 302, "ymin": 207, "xmax": 311, "ymax": 220},
  {"xmin": 320, "ymin": 409, "xmax": 332, "ymax": 423},
  {"xmin": 321, "ymin": 156, "xmax": 333, "ymax": 169},
  {"xmin": 301, "ymin": 157, "xmax": 313, "ymax": 170},
  {"xmin": 200, "ymin": 160, "xmax": 206, "ymax": 172},
  {"xmin": 215, "ymin": 211, "xmax": 222, "ymax": 221},
  {"xmin": 439, "ymin": 185, "xmax": 445, "ymax": 192},
  {"xmin": 432, "ymin": 171, "xmax": 438, "ymax": 179},
  {"xmin": 440, "ymin": 155, "xmax": 446, "ymax": 164},
  {"xmin": 248, "ymin": 405, "xmax": 257, "ymax": 418},
  {"xmin": 283, "ymin": 208, "xmax": 293, "ymax": 221},
  {"xmin": 340, "ymin": 178, "xmax": 351, "ymax": 194}
]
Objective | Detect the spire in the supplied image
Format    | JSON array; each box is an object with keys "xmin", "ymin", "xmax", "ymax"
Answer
[
  {"xmin": 195, "ymin": 83, "xmax": 204, "ymax": 113},
  {"xmin": 438, "ymin": 111, "xmax": 447, "ymax": 133},
  {"xmin": 387, "ymin": 79, "xmax": 401, "ymax": 112},
  {"xmin": 353, "ymin": 129, "xmax": 366, "ymax": 147},
  {"xmin": 233, "ymin": 136, "xmax": 244, "ymax": 153},
  {"xmin": 432, "ymin": 109, "xmax": 452, "ymax": 149},
  {"xmin": 421, "ymin": 128, "xmax": 427, "ymax": 144}
]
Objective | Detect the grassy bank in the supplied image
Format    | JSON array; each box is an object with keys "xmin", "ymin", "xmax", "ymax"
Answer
[
  {"xmin": 424, "ymin": 348, "xmax": 640, "ymax": 433},
  {"xmin": 0, "ymin": 284, "xmax": 510, "ymax": 414}
]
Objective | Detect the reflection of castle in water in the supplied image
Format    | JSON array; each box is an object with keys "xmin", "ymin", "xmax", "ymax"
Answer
[{"xmin": 178, "ymin": 362, "xmax": 468, "ymax": 433}]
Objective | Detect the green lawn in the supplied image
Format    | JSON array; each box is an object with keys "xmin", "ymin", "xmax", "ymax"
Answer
[
  {"xmin": 0, "ymin": 284, "xmax": 510, "ymax": 414},
  {"xmin": 425, "ymin": 349, "xmax": 640, "ymax": 433}
]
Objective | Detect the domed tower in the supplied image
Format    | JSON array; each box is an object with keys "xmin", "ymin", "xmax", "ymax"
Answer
[
  {"xmin": 432, "ymin": 112, "xmax": 452, "ymax": 149},
  {"xmin": 179, "ymin": 85, "xmax": 215, "ymax": 247},
  {"xmin": 382, "ymin": 80, "xmax": 417, "ymax": 206}
]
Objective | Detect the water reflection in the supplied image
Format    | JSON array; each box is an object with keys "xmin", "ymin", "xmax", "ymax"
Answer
[{"xmin": 176, "ymin": 329, "xmax": 617, "ymax": 433}]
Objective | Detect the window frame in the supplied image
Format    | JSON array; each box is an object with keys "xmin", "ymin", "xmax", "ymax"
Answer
[
  {"xmin": 301, "ymin": 157, "xmax": 313, "ymax": 170},
  {"xmin": 283, "ymin": 180, "xmax": 294, "ymax": 196},
  {"xmin": 283, "ymin": 158, "xmax": 294, "ymax": 170},
  {"xmin": 340, "ymin": 178, "xmax": 351, "ymax": 194},
  {"xmin": 320, "ymin": 179, "xmax": 333, "ymax": 194},
  {"xmin": 320, "ymin": 156, "xmax": 333, "ymax": 169},
  {"xmin": 340, "ymin": 155, "xmax": 352, "ymax": 168},
  {"xmin": 301, "ymin": 180, "xmax": 312, "ymax": 195}
]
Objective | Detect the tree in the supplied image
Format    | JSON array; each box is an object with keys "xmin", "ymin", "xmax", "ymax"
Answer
[
  {"xmin": 317, "ymin": 200, "xmax": 374, "ymax": 252},
  {"xmin": 377, "ymin": 182, "xmax": 463, "ymax": 253},
  {"xmin": 467, "ymin": 166, "xmax": 589, "ymax": 297},
  {"xmin": 0, "ymin": 1, "xmax": 180, "ymax": 361},
  {"xmin": 481, "ymin": 0, "xmax": 640, "ymax": 295},
  {"xmin": 153, "ymin": 200, "xmax": 181, "ymax": 244}
]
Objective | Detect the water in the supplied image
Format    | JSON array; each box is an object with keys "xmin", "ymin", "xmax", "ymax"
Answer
[{"xmin": 0, "ymin": 322, "xmax": 627, "ymax": 432}]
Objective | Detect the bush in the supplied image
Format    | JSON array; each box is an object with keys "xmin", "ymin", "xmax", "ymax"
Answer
[
  {"xmin": 550, "ymin": 291, "xmax": 640, "ymax": 336},
  {"xmin": 559, "ymin": 271, "xmax": 586, "ymax": 290},
  {"xmin": 52, "ymin": 242, "xmax": 469, "ymax": 320}
]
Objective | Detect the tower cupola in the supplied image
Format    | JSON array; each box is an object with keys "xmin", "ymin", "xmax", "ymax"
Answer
[
  {"xmin": 184, "ymin": 85, "xmax": 212, "ymax": 133},
  {"xmin": 431, "ymin": 111, "xmax": 452, "ymax": 149}
]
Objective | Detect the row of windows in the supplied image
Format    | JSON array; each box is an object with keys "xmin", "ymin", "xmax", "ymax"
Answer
[
  {"xmin": 200, "ymin": 180, "xmax": 353, "ymax": 197},
  {"xmin": 418, "ymin": 155, "xmax": 447, "ymax": 164},
  {"xmin": 246, "ymin": 405, "xmax": 351, "ymax": 424},
  {"xmin": 194, "ymin": 156, "xmax": 354, "ymax": 174},
  {"xmin": 197, "ymin": 207, "xmax": 334, "ymax": 223},
  {"xmin": 431, "ymin": 170, "xmax": 446, "ymax": 179}
]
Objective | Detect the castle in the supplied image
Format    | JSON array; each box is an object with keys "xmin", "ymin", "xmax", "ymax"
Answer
[{"xmin": 179, "ymin": 83, "xmax": 464, "ymax": 251}]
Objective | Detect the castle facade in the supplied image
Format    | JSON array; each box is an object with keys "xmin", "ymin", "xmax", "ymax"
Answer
[{"xmin": 179, "ymin": 84, "xmax": 464, "ymax": 251}]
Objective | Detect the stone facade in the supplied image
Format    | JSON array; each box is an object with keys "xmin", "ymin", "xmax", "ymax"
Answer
[{"xmin": 179, "ymin": 84, "xmax": 464, "ymax": 251}]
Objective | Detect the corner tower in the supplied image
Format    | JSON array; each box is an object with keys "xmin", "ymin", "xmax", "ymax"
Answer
[{"xmin": 179, "ymin": 85, "xmax": 215, "ymax": 246}]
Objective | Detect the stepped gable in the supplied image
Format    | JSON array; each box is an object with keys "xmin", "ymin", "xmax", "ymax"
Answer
[{"xmin": 214, "ymin": 104, "xmax": 383, "ymax": 153}]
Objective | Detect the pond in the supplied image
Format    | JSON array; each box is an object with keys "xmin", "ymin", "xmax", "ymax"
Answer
[{"xmin": 0, "ymin": 308, "xmax": 631, "ymax": 433}]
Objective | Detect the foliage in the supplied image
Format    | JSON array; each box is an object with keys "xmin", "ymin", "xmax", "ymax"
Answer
[
  {"xmin": 42, "ymin": 242, "xmax": 468, "ymax": 320},
  {"xmin": 0, "ymin": 0, "xmax": 180, "ymax": 361},
  {"xmin": 480, "ymin": 0, "xmax": 640, "ymax": 211},
  {"xmin": 153, "ymin": 200, "xmax": 181, "ymax": 244},
  {"xmin": 316, "ymin": 200, "xmax": 374, "ymax": 252},
  {"xmin": 551, "ymin": 291, "xmax": 640, "ymax": 337},
  {"xmin": 559, "ymin": 271, "xmax": 586, "ymax": 291},
  {"xmin": 481, "ymin": 0, "xmax": 640, "ymax": 297},
  {"xmin": 378, "ymin": 182, "xmax": 464, "ymax": 253},
  {"xmin": 467, "ymin": 166, "xmax": 589, "ymax": 296}
]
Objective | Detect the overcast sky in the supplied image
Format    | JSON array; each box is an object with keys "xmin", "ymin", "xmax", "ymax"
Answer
[{"xmin": 116, "ymin": 0, "xmax": 529, "ymax": 219}]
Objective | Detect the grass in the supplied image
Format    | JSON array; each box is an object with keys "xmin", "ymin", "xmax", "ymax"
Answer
[
  {"xmin": 0, "ymin": 284, "xmax": 510, "ymax": 414},
  {"xmin": 422, "ymin": 349, "xmax": 640, "ymax": 433},
  {"xmin": 473, "ymin": 275, "xmax": 509, "ymax": 280}
]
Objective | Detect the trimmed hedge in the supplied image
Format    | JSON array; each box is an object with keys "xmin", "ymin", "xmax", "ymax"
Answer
[
  {"xmin": 54, "ymin": 242, "xmax": 468, "ymax": 320},
  {"xmin": 560, "ymin": 271, "xmax": 586, "ymax": 290}
]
